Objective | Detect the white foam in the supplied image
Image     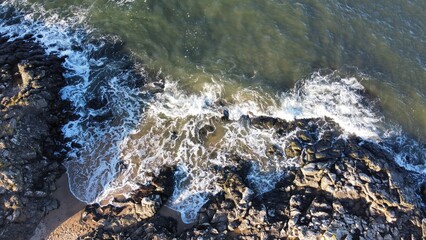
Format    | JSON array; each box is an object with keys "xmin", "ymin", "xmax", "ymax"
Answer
[
  {"xmin": 274, "ymin": 72, "xmax": 383, "ymax": 139},
  {"xmin": 109, "ymin": 0, "xmax": 136, "ymax": 7},
  {"xmin": 1, "ymin": 2, "xmax": 425, "ymax": 225},
  {"xmin": 113, "ymin": 72, "xmax": 426, "ymax": 223},
  {"xmin": 381, "ymin": 128, "xmax": 426, "ymax": 174},
  {"xmin": 0, "ymin": 3, "xmax": 144, "ymax": 203}
]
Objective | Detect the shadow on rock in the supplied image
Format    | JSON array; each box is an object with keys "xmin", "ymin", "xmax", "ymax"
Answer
[{"xmin": 0, "ymin": 35, "xmax": 67, "ymax": 239}]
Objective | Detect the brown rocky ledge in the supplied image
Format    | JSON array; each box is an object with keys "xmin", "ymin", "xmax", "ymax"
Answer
[
  {"xmin": 78, "ymin": 117, "xmax": 426, "ymax": 239},
  {"xmin": 0, "ymin": 35, "xmax": 66, "ymax": 239}
]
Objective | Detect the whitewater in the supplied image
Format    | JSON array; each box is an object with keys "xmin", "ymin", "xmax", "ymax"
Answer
[{"xmin": 1, "ymin": 2, "xmax": 425, "ymax": 223}]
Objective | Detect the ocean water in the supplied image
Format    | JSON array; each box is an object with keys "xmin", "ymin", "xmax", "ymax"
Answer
[{"xmin": 1, "ymin": 0, "xmax": 425, "ymax": 223}]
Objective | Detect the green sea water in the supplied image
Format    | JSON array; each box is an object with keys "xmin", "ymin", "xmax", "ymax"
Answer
[{"xmin": 18, "ymin": 0, "xmax": 426, "ymax": 140}]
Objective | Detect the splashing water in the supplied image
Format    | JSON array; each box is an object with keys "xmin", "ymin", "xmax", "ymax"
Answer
[
  {"xmin": 0, "ymin": 4, "xmax": 145, "ymax": 203},
  {"xmin": 1, "ymin": 2, "xmax": 426, "ymax": 224},
  {"xmin": 110, "ymin": 71, "xmax": 425, "ymax": 223}
]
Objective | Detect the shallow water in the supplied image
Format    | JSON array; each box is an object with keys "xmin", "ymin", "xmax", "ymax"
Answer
[{"xmin": 1, "ymin": 0, "xmax": 425, "ymax": 223}]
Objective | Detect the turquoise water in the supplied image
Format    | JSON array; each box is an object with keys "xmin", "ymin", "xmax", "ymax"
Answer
[{"xmin": 1, "ymin": 0, "xmax": 426, "ymax": 222}]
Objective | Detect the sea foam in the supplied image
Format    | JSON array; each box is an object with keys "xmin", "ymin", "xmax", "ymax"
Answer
[
  {"xmin": 1, "ymin": 2, "xmax": 425, "ymax": 224},
  {"xmin": 112, "ymin": 71, "xmax": 425, "ymax": 223},
  {"xmin": 0, "ymin": 2, "xmax": 145, "ymax": 203}
]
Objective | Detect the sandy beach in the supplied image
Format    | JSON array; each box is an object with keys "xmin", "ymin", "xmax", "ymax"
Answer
[
  {"xmin": 31, "ymin": 174, "xmax": 88, "ymax": 240},
  {"xmin": 158, "ymin": 205, "xmax": 195, "ymax": 234},
  {"xmin": 30, "ymin": 173, "xmax": 191, "ymax": 239}
]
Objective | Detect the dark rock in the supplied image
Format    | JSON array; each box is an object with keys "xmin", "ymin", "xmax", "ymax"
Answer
[
  {"xmin": 0, "ymin": 36, "xmax": 66, "ymax": 239},
  {"xmin": 174, "ymin": 117, "xmax": 425, "ymax": 239},
  {"xmin": 239, "ymin": 114, "xmax": 251, "ymax": 128},
  {"xmin": 221, "ymin": 109, "xmax": 229, "ymax": 121},
  {"xmin": 198, "ymin": 124, "xmax": 215, "ymax": 143},
  {"xmin": 285, "ymin": 139, "xmax": 302, "ymax": 158},
  {"xmin": 296, "ymin": 130, "xmax": 314, "ymax": 143},
  {"xmin": 251, "ymin": 116, "xmax": 278, "ymax": 129},
  {"xmin": 11, "ymin": 110, "xmax": 426, "ymax": 240},
  {"xmin": 87, "ymin": 97, "xmax": 107, "ymax": 110}
]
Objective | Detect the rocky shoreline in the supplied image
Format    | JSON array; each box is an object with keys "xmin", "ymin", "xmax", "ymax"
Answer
[
  {"xmin": 1, "ymin": 35, "xmax": 426, "ymax": 239},
  {"xmin": 0, "ymin": 35, "xmax": 67, "ymax": 239},
  {"xmin": 78, "ymin": 117, "xmax": 426, "ymax": 239}
]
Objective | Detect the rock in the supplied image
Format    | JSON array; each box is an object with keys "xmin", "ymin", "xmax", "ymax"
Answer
[
  {"xmin": 285, "ymin": 139, "xmax": 303, "ymax": 158},
  {"xmin": 17, "ymin": 62, "xmax": 33, "ymax": 91},
  {"xmin": 45, "ymin": 199, "xmax": 59, "ymax": 212},
  {"xmin": 198, "ymin": 124, "xmax": 215, "ymax": 143},
  {"xmin": 239, "ymin": 114, "xmax": 251, "ymax": 128},
  {"xmin": 251, "ymin": 116, "xmax": 278, "ymax": 129},
  {"xmin": 173, "ymin": 117, "xmax": 425, "ymax": 239},
  {"xmin": 135, "ymin": 195, "xmax": 162, "ymax": 220},
  {"xmin": 296, "ymin": 130, "xmax": 314, "ymax": 142},
  {"xmin": 221, "ymin": 109, "xmax": 229, "ymax": 121},
  {"xmin": 51, "ymin": 114, "xmax": 426, "ymax": 239},
  {"xmin": 211, "ymin": 211, "xmax": 227, "ymax": 224},
  {"xmin": 422, "ymin": 218, "xmax": 426, "ymax": 238},
  {"xmin": 0, "ymin": 36, "xmax": 66, "ymax": 239}
]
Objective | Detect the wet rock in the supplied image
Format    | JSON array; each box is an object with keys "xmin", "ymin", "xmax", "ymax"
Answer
[
  {"xmin": 198, "ymin": 124, "xmax": 215, "ymax": 143},
  {"xmin": 239, "ymin": 114, "xmax": 251, "ymax": 128},
  {"xmin": 285, "ymin": 139, "xmax": 303, "ymax": 158},
  {"xmin": 87, "ymin": 97, "xmax": 107, "ymax": 110},
  {"xmin": 29, "ymin": 112, "xmax": 426, "ymax": 240},
  {"xmin": 221, "ymin": 109, "xmax": 229, "ymax": 121},
  {"xmin": 251, "ymin": 116, "xmax": 278, "ymax": 129},
  {"xmin": 296, "ymin": 130, "xmax": 314, "ymax": 143},
  {"xmin": 174, "ymin": 117, "xmax": 425, "ymax": 239}
]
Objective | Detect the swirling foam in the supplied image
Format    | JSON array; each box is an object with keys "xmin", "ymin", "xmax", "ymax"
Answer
[
  {"xmin": 0, "ymin": 3, "xmax": 145, "ymax": 203},
  {"xmin": 114, "ymin": 72, "xmax": 426, "ymax": 223},
  {"xmin": 1, "ymin": 3, "xmax": 425, "ymax": 224}
]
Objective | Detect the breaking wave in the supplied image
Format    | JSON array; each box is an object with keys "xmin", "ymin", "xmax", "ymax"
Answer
[{"xmin": 1, "ymin": 2, "xmax": 425, "ymax": 224}]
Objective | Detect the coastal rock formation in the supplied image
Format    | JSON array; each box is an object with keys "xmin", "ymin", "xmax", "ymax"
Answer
[
  {"xmin": 0, "ymin": 35, "xmax": 66, "ymax": 239},
  {"xmin": 79, "ymin": 167, "xmax": 177, "ymax": 239},
  {"xmin": 183, "ymin": 118, "xmax": 425, "ymax": 239},
  {"xmin": 81, "ymin": 116, "xmax": 426, "ymax": 239},
  {"xmin": 1, "ymin": 32, "xmax": 424, "ymax": 240}
]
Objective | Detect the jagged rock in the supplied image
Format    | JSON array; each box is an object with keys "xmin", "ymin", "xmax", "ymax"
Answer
[
  {"xmin": 222, "ymin": 109, "xmax": 229, "ymax": 121},
  {"xmin": 174, "ymin": 116, "xmax": 425, "ymax": 239},
  {"xmin": 251, "ymin": 116, "xmax": 278, "ymax": 129},
  {"xmin": 285, "ymin": 139, "xmax": 302, "ymax": 158},
  {"xmin": 61, "ymin": 114, "xmax": 426, "ymax": 239},
  {"xmin": 296, "ymin": 130, "xmax": 314, "ymax": 142},
  {"xmin": 0, "ymin": 36, "xmax": 66, "ymax": 239}
]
